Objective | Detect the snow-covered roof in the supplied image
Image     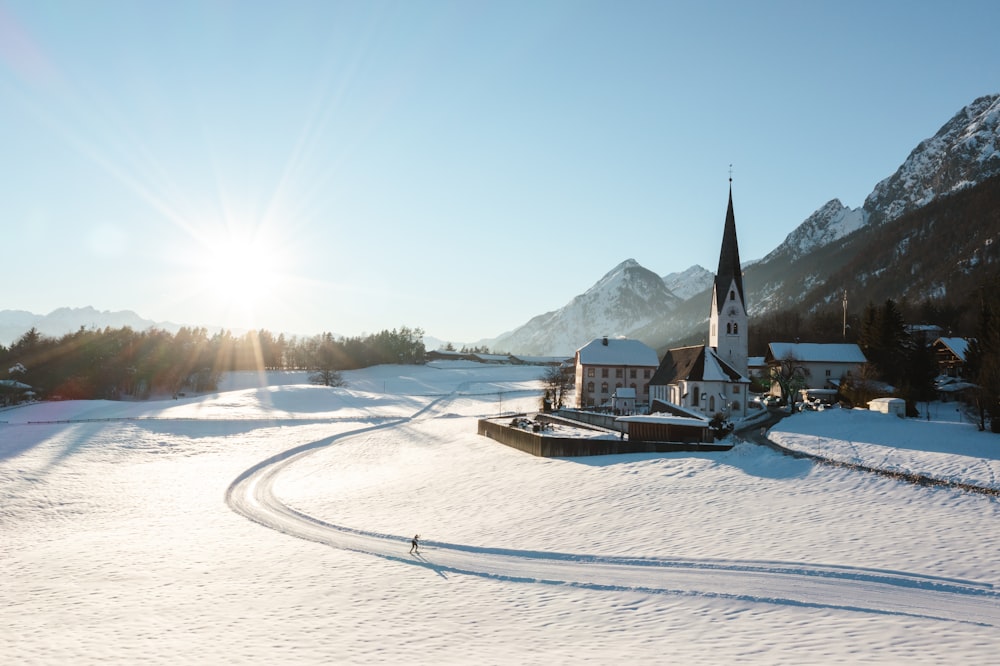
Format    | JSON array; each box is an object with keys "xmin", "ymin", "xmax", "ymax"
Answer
[
  {"xmin": 650, "ymin": 345, "xmax": 748, "ymax": 385},
  {"xmin": 747, "ymin": 356, "xmax": 767, "ymax": 368},
  {"xmin": 613, "ymin": 387, "xmax": 636, "ymax": 399},
  {"xmin": 576, "ymin": 337, "xmax": 659, "ymax": 367},
  {"xmin": 767, "ymin": 343, "xmax": 867, "ymax": 364},
  {"xmin": 0, "ymin": 379, "xmax": 32, "ymax": 390},
  {"xmin": 617, "ymin": 414, "xmax": 710, "ymax": 427},
  {"xmin": 934, "ymin": 337, "xmax": 971, "ymax": 362},
  {"xmin": 648, "ymin": 400, "xmax": 712, "ymax": 421}
]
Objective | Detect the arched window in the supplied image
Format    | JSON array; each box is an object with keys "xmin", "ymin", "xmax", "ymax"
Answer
[
  {"xmin": 726, "ymin": 322, "xmax": 732, "ymax": 334},
  {"xmin": 729, "ymin": 290, "xmax": 735, "ymax": 301},
  {"xmin": 709, "ymin": 396, "xmax": 716, "ymax": 411},
  {"xmin": 691, "ymin": 384, "xmax": 699, "ymax": 406},
  {"xmin": 733, "ymin": 323, "xmax": 738, "ymax": 334}
]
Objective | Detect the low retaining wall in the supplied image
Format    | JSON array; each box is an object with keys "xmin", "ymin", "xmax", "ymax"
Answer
[{"xmin": 478, "ymin": 418, "xmax": 732, "ymax": 458}]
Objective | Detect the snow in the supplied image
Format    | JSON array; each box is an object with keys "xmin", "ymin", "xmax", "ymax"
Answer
[
  {"xmin": 575, "ymin": 337, "xmax": 659, "ymax": 367},
  {"xmin": 768, "ymin": 342, "xmax": 867, "ymax": 363},
  {"xmin": 769, "ymin": 405, "xmax": 1000, "ymax": 491},
  {"xmin": 4, "ymin": 362, "xmax": 1000, "ymax": 664}
]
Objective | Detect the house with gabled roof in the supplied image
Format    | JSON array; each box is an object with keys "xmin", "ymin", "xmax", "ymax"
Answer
[
  {"xmin": 574, "ymin": 336, "xmax": 658, "ymax": 409},
  {"xmin": 932, "ymin": 337, "xmax": 972, "ymax": 378},
  {"xmin": 764, "ymin": 342, "xmax": 867, "ymax": 394}
]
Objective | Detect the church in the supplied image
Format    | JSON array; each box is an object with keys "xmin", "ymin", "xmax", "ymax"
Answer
[{"xmin": 647, "ymin": 182, "xmax": 751, "ymax": 419}]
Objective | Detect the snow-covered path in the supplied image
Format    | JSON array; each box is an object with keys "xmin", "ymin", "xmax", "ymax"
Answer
[
  {"xmin": 226, "ymin": 388, "xmax": 1000, "ymax": 629},
  {"xmin": 7, "ymin": 364, "xmax": 1000, "ymax": 663}
]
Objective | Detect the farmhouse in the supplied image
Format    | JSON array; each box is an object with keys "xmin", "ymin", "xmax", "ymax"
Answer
[
  {"xmin": 765, "ymin": 342, "xmax": 867, "ymax": 395},
  {"xmin": 932, "ymin": 337, "xmax": 972, "ymax": 378}
]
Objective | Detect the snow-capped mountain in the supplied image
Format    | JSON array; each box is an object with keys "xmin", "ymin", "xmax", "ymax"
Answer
[
  {"xmin": 489, "ymin": 93, "xmax": 1000, "ymax": 355},
  {"xmin": 865, "ymin": 93, "xmax": 1000, "ymax": 225},
  {"xmin": 490, "ymin": 259, "xmax": 682, "ymax": 356},
  {"xmin": 661, "ymin": 265, "xmax": 714, "ymax": 300},
  {"xmin": 763, "ymin": 200, "xmax": 868, "ymax": 262}
]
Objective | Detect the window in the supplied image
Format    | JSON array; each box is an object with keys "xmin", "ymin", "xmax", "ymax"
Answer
[
  {"xmin": 691, "ymin": 384, "xmax": 699, "ymax": 406},
  {"xmin": 615, "ymin": 368, "xmax": 623, "ymax": 378},
  {"xmin": 587, "ymin": 367, "xmax": 595, "ymax": 377},
  {"xmin": 601, "ymin": 382, "xmax": 608, "ymax": 394},
  {"xmin": 733, "ymin": 385, "xmax": 740, "ymax": 394},
  {"xmin": 726, "ymin": 323, "xmax": 732, "ymax": 334},
  {"xmin": 644, "ymin": 369, "xmax": 650, "ymax": 379},
  {"xmin": 616, "ymin": 382, "xmax": 623, "ymax": 390},
  {"xmin": 643, "ymin": 383, "xmax": 649, "ymax": 395},
  {"xmin": 587, "ymin": 382, "xmax": 594, "ymax": 394},
  {"xmin": 825, "ymin": 369, "xmax": 832, "ymax": 377},
  {"xmin": 602, "ymin": 368, "xmax": 609, "ymax": 378},
  {"xmin": 733, "ymin": 323, "xmax": 738, "ymax": 334},
  {"xmin": 709, "ymin": 396, "xmax": 715, "ymax": 411},
  {"xmin": 630, "ymin": 368, "xmax": 637, "ymax": 379},
  {"xmin": 729, "ymin": 290, "xmax": 735, "ymax": 301}
]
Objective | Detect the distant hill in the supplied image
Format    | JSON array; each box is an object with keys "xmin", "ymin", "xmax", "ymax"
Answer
[{"xmin": 0, "ymin": 307, "xmax": 178, "ymax": 347}]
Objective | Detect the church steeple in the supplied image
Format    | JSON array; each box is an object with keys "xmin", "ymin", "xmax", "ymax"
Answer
[
  {"xmin": 714, "ymin": 182, "xmax": 744, "ymax": 314},
  {"xmin": 708, "ymin": 178, "xmax": 748, "ymax": 376}
]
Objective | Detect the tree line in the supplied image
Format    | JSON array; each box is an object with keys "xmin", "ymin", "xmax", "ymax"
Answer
[{"xmin": 0, "ymin": 325, "xmax": 425, "ymax": 401}]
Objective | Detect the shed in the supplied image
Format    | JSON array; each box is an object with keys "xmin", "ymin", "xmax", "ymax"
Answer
[
  {"xmin": 611, "ymin": 387, "xmax": 636, "ymax": 414},
  {"xmin": 617, "ymin": 414, "xmax": 713, "ymax": 444},
  {"xmin": 868, "ymin": 397, "xmax": 905, "ymax": 417}
]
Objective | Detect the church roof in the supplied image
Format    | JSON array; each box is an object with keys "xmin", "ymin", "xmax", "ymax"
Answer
[
  {"xmin": 650, "ymin": 345, "xmax": 748, "ymax": 385},
  {"xmin": 714, "ymin": 184, "xmax": 744, "ymax": 312}
]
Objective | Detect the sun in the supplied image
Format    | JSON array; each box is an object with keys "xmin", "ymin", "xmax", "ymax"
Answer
[{"xmin": 193, "ymin": 230, "xmax": 289, "ymax": 320}]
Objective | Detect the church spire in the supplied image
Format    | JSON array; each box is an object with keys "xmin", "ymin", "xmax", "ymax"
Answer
[{"xmin": 714, "ymin": 181, "xmax": 744, "ymax": 313}]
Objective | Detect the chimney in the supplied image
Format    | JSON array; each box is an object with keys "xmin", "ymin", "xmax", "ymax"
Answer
[{"xmin": 602, "ymin": 336, "xmax": 608, "ymax": 346}]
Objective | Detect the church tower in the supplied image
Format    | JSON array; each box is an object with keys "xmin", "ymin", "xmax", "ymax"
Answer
[{"xmin": 708, "ymin": 180, "xmax": 748, "ymax": 376}]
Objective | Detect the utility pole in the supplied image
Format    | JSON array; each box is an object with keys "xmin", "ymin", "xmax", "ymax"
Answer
[{"xmin": 842, "ymin": 290, "xmax": 848, "ymax": 339}]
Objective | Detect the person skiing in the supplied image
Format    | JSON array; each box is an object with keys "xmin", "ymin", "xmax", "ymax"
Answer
[{"xmin": 409, "ymin": 534, "xmax": 420, "ymax": 554}]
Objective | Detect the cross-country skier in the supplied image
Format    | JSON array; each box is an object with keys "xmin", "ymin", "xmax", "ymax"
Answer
[{"xmin": 409, "ymin": 534, "xmax": 420, "ymax": 554}]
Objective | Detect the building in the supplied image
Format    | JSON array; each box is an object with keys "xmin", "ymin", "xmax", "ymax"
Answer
[
  {"xmin": 868, "ymin": 396, "xmax": 906, "ymax": 417},
  {"xmin": 574, "ymin": 336, "xmax": 659, "ymax": 409},
  {"xmin": 648, "ymin": 183, "xmax": 751, "ymax": 419},
  {"xmin": 648, "ymin": 345, "xmax": 750, "ymax": 418},
  {"xmin": 764, "ymin": 342, "xmax": 867, "ymax": 394},
  {"xmin": 932, "ymin": 337, "xmax": 972, "ymax": 378},
  {"xmin": 611, "ymin": 386, "xmax": 637, "ymax": 414}
]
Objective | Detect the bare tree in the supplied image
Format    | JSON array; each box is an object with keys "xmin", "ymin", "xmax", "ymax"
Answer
[
  {"xmin": 770, "ymin": 353, "xmax": 809, "ymax": 405},
  {"xmin": 541, "ymin": 364, "xmax": 575, "ymax": 410}
]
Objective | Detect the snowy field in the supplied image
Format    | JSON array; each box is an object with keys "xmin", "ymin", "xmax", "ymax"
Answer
[{"xmin": 4, "ymin": 362, "xmax": 1000, "ymax": 664}]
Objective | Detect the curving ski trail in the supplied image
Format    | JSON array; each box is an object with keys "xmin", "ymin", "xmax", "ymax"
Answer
[{"xmin": 226, "ymin": 390, "xmax": 1000, "ymax": 627}]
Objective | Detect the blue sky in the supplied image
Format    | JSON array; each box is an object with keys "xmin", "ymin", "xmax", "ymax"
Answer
[{"xmin": 2, "ymin": 0, "xmax": 999, "ymax": 344}]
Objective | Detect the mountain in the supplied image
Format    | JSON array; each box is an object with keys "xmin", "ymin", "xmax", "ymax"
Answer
[
  {"xmin": 488, "ymin": 93, "xmax": 1000, "ymax": 355},
  {"xmin": 865, "ymin": 94, "xmax": 1000, "ymax": 225},
  {"xmin": 762, "ymin": 200, "xmax": 868, "ymax": 263},
  {"xmin": 0, "ymin": 307, "xmax": 177, "ymax": 347},
  {"xmin": 490, "ymin": 259, "xmax": 682, "ymax": 356},
  {"xmin": 661, "ymin": 265, "xmax": 714, "ymax": 300}
]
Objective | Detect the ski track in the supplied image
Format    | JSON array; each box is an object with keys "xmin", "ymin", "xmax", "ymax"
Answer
[{"xmin": 226, "ymin": 388, "xmax": 1000, "ymax": 628}]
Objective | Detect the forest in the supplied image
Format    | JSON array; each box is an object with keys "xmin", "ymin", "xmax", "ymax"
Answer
[{"xmin": 0, "ymin": 325, "xmax": 425, "ymax": 401}]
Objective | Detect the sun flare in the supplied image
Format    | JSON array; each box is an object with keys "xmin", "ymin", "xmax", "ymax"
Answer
[{"xmin": 192, "ymin": 230, "xmax": 290, "ymax": 319}]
